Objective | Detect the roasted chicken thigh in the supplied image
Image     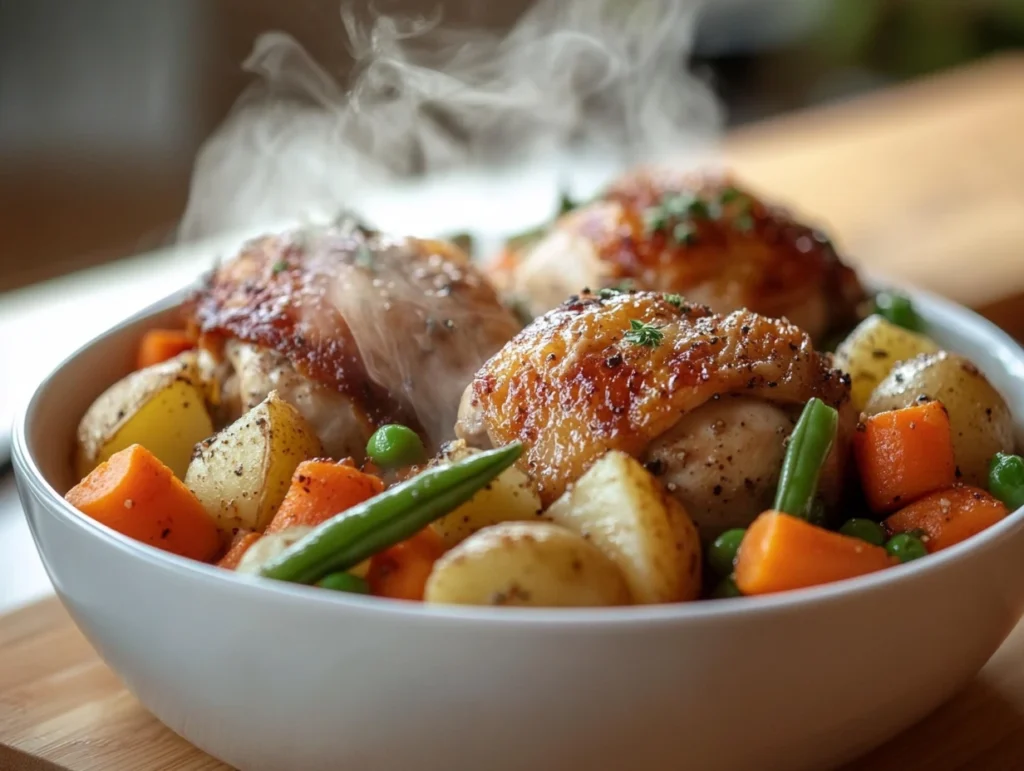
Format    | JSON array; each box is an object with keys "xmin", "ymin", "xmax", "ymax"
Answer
[
  {"xmin": 492, "ymin": 168, "xmax": 865, "ymax": 342},
  {"xmin": 188, "ymin": 221, "xmax": 522, "ymax": 459},
  {"xmin": 457, "ymin": 289, "xmax": 854, "ymax": 535}
]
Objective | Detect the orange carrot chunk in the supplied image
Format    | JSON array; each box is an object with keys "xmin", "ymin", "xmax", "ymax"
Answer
[
  {"xmin": 735, "ymin": 511, "xmax": 894, "ymax": 596},
  {"xmin": 367, "ymin": 527, "xmax": 446, "ymax": 601},
  {"xmin": 66, "ymin": 444, "xmax": 220, "ymax": 561},
  {"xmin": 217, "ymin": 532, "xmax": 262, "ymax": 570},
  {"xmin": 854, "ymin": 400, "xmax": 957, "ymax": 514},
  {"xmin": 136, "ymin": 329, "xmax": 195, "ymax": 370},
  {"xmin": 884, "ymin": 485, "xmax": 1008, "ymax": 553},
  {"xmin": 264, "ymin": 459, "xmax": 385, "ymax": 535}
]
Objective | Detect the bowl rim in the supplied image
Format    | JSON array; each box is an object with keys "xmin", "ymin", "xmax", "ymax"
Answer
[{"xmin": 13, "ymin": 278, "xmax": 1024, "ymax": 628}]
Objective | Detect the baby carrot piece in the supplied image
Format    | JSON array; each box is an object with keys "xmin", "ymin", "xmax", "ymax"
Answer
[
  {"xmin": 735, "ymin": 511, "xmax": 894, "ymax": 596},
  {"xmin": 217, "ymin": 532, "xmax": 262, "ymax": 570},
  {"xmin": 884, "ymin": 485, "xmax": 1008, "ymax": 553},
  {"xmin": 66, "ymin": 444, "xmax": 220, "ymax": 561},
  {"xmin": 854, "ymin": 400, "xmax": 956, "ymax": 514},
  {"xmin": 367, "ymin": 527, "xmax": 446, "ymax": 601},
  {"xmin": 136, "ymin": 329, "xmax": 195, "ymax": 370},
  {"xmin": 264, "ymin": 460, "xmax": 385, "ymax": 535}
]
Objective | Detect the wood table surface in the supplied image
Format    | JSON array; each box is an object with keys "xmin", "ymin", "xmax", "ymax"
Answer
[{"xmin": 3, "ymin": 54, "xmax": 1024, "ymax": 771}]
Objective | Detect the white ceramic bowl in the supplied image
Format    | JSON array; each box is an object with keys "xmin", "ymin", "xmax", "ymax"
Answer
[{"xmin": 13, "ymin": 284, "xmax": 1024, "ymax": 771}]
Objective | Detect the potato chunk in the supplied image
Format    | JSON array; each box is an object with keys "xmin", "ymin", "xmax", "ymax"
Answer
[
  {"xmin": 430, "ymin": 440, "xmax": 543, "ymax": 548},
  {"xmin": 76, "ymin": 352, "xmax": 214, "ymax": 479},
  {"xmin": 865, "ymin": 351, "xmax": 1014, "ymax": 487},
  {"xmin": 546, "ymin": 451, "xmax": 702, "ymax": 604},
  {"xmin": 185, "ymin": 391, "xmax": 322, "ymax": 535},
  {"xmin": 834, "ymin": 315, "xmax": 939, "ymax": 412},
  {"xmin": 424, "ymin": 522, "xmax": 630, "ymax": 607}
]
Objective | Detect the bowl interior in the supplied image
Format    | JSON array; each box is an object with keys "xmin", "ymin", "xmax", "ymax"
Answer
[{"xmin": 14, "ymin": 279, "xmax": 1024, "ymax": 622}]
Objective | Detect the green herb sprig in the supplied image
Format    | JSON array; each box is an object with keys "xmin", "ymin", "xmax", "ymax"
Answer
[{"xmin": 624, "ymin": 319, "xmax": 664, "ymax": 348}]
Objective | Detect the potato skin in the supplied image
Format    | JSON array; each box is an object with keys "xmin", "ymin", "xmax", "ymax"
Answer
[
  {"xmin": 834, "ymin": 315, "xmax": 939, "ymax": 412},
  {"xmin": 185, "ymin": 391, "xmax": 323, "ymax": 537},
  {"xmin": 424, "ymin": 522, "xmax": 631, "ymax": 608},
  {"xmin": 430, "ymin": 441, "xmax": 543, "ymax": 548},
  {"xmin": 76, "ymin": 352, "xmax": 214, "ymax": 480},
  {"xmin": 546, "ymin": 450, "xmax": 702, "ymax": 604},
  {"xmin": 235, "ymin": 526, "xmax": 314, "ymax": 574},
  {"xmin": 865, "ymin": 351, "xmax": 1014, "ymax": 486}
]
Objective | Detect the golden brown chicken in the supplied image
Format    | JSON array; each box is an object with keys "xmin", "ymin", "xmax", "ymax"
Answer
[
  {"xmin": 490, "ymin": 168, "xmax": 865, "ymax": 343},
  {"xmin": 188, "ymin": 220, "xmax": 522, "ymax": 459},
  {"xmin": 457, "ymin": 289, "xmax": 855, "ymax": 536}
]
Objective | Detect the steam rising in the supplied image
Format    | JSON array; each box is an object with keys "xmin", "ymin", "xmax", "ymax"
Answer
[{"xmin": 179, "ymin": 0, "xmax": 721, "ymax": 243}]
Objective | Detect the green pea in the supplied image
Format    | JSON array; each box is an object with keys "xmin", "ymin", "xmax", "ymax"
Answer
[
  {"xmin": 366, "ymin": 424, "xmax": 427, "ymax": 469},
  {"xmin": 885, "ymin": 533, "xmax": 928, "ymax": 563},
  {"xmin": 839, "ymin": 518, "xmax": 887, "ymax": 546},
  {"xmin": 989, "ymin": 452, "xmax": 1024, "ymax": 512},
  {"xmin": 707, "ymin": 529, "xmax": 746, "ymax": 578},
  {"xmin": 874, "ymin": 291, "xmax": 924, "ymax": 332},
  {"xmin": 711, "ymin": 575, "xmax": 743, "ymax": 599},
  {"xmin": 316, "ymin": 572, "xmax": 370, "ymax": 594}
]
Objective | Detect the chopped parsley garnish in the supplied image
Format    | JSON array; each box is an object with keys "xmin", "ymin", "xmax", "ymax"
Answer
[
  {"xmin": 558, "ymin": 189, "xmax": 578, "ymax": 215},
  {"xmin": 624, "ymin": 319, "xmax": 664, "ymax": 348},
  {"xmin": 719, "ymin": 186, "xmax": 745, "ymax": 204},
  {"xmin": 272, "ymin": 260, "xmax": 288, "ymax": 274},
  {"xmin": 598, "ymin": 287, "xmax": 620, "ymax": 299},
  {"xmin": 664, "ymin": 293, "xmax": 684, "ymax": 308},
  {"xmin": 643, "ymin": 193, "xmax": 713, "ymax": 245},
  {"xmin": 734, "ymin": 213, "xmax": 755, "ymax": 233},
  {"xmin": 613, "ymin": 279, "xmax": 636, "ymax": 293}
]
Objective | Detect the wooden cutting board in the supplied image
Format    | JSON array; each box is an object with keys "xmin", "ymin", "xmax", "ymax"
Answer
[{"xmin": 3, "ymin": 53, "xmax": 1024, "ymax": 771}]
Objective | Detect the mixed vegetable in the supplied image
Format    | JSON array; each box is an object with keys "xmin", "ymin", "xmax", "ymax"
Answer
[{"xmin": 64, "ymin": 291, "xmax": 1021, "ymax": 607}]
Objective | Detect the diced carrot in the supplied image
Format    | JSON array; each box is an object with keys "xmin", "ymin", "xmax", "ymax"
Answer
[
  {"xmin": 217, "ymin": 532, "xmax": 262, "ymax": 570},
  {"xmin": 735, "ymin": 511, "xmax": 894, "ymax": 596},
  {"xmin": 854, "ymin": 400, "xmax": 957, "ymax": 514},
  {"xmin": 367, "ymin": 527, "xmax": 446, "ymax": 601},
  {"xmin": 66, "ymin": 444, "xmax": 220, "ymax": 561},
  {"xmin": 136, "ymin": 329, "xmax": 195, "ymax": 370},
  {"xmin": 264, "ymin": 459, "xmax": 385, "ymax": 535},
  {"xmin": 884, "ymin": 485, "xmax": 1008, "ymax": 553}
]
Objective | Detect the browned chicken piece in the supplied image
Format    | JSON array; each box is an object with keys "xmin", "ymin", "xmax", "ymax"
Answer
[
  {"xmin": 187, "ymin": 221, "xmax": 522, "ymax": 459},
  {"xmin": 457, "ymin": 289, "xmax": 855, "ymax": 536},
  {"xmin": 490, "ymin": 168, "xmax": 865, "ymax": 343}
]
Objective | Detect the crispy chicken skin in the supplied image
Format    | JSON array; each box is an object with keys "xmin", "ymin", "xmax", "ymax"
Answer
[
  {"xmin": 492, "ymin": 168, "xmax": 865, "ymax": 342},
  {"xmin": 187, "ymin": 222, "xmax": 522, "ymax": 457},
  {"xmin": 457, "ymin": 290, "xmax": 854, "ymax": 532}
]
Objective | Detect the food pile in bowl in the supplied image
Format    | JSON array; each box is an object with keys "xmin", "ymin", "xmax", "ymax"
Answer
[{"xmin": 64, "ymin": 168, "xmax": 1024, "ymax": 607}]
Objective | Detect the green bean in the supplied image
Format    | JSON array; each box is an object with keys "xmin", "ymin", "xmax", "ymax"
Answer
[
  {"xmin": 874, "ymin": 291, "xmax": 924, "ymax": 332},
  {"xmin": 366, "ymin": 424, "xmax": 427, "ymax": 469},
  {"xmin": 774, "ymin": 398, "xmax": 839, "ymax": 519},
  {"xmin": 707, "ymin": 529, "xmax": 746, "ymax": 578},
  {"xmin": 989, "ymin": 452, "xmax": 1024, "ymax": 512},
  {"xmin": 316, "ymin": 572, "xmax": 370, "ymax": 594},
  {"xmin": 260, "ymin": 443, "xmax": 523, "ymax": 585}
]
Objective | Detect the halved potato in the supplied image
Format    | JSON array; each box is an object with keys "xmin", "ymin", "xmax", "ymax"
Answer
[
  {"xmin": 235, "ymin": 526, "xmax": 314, "ymax": 574},
  {"xmin": 865, "ymin": 351, "xmax": 1014, "ymax": 486},
  {"xmin": 424, "ymin": 522, "xmax": 630, "ymax": 607},
  {"xmin": 833, "ymin": 315, "xmax": 940, "ymax": 412},
  {"xmin": 76, "ymin": 352, "xmax": 214, "ymax": 479},
  {"xmin": 546, "ymin": 450, "xmax": 702, "ymax": 604},
  {"xmin": 185, "ymin": 391, "xmax": 323, "ymax": 536},
  {"xmin": 430, "ymin": 440, "xmax": 543, "ymax": 548}
]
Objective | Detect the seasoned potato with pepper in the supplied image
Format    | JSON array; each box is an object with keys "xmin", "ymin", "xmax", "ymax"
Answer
[
  {"xmin": 424, "ymin": 522, "xmax": 630, "ymax": 607},
  {"xmin": 430, "ymin": 440, "xmax": 543, "ymax": 548},
  {"xmin": 545, "ymin": 451, "xmax": 702, "ymax": 604},
  {"xmin": 834, "ymin": 316, "xmax": 939, "ymax": 412},
  {"xmin": 865, "ymin": 351, "xmax": 1014, "ymax": 486},
  {"xmin": 185, "ymin": 391, "xmax": 323, "ymax": 536},
  {"xmin": 76, "ymin": 352, "xmax": 214, "ymax": 480}
]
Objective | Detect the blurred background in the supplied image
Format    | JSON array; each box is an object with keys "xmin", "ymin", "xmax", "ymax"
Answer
[{"xmin": 2, "ymin": 0, "xmax": 1024, "ymax": 294}]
